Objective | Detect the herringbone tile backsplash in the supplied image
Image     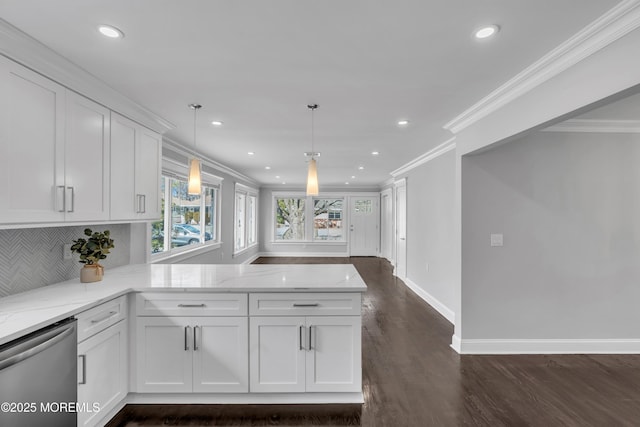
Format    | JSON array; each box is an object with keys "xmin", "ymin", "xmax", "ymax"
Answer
[{"xmin": 0, "ymin": 224, "xmax": 130, "ymax": 297}]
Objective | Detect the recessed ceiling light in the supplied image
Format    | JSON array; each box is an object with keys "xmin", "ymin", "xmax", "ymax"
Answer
[
  {"xmin": 265, "ymin": 166, "xmax": 271, "ymax": 170},
  {"xmin": 397, "ymin": 120, "xmax": 409, "ymax": 126},
  {"xmin": 211, "ymin": 121, "xmax": 223, "ymax": 126},
  {"xmin": 282, "ymin": 182, "xmax": 286, "ymax": 185},
  {"xmin": 351, "ymin": 176, "xmax": 356, "ymax": 179},
  {"xmin": 275, "ymin": 175, "xmax": 280, "ymax": 179},
  {"xmin": 345, "ymin": 182, "xmax": 350, "ymax": 185},
  {"xmin": 248, "ymin": 151, "xmax": 254, "ymax": 155},
  {"xmin": 358, "ymin": 166, "xmax": 364, "ymax": 170},
  {"xmin": 98, "ymin": 25, "xmax": 124, "ymax": 39},
  {"xmin": 474, "ymin": 25, "xmax": 500, "ymax": 39},
  {"xmin": 371, "ymin": 151, "xmax": 379, "ymax": 156}
]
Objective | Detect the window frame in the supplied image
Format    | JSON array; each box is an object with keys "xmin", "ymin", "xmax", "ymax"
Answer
[
  {"xmin": 151, "ymin": 158, "xmax": 223, "ymax": 261},
  {"xmin": 233, "ymin": 183, "xmax": 259, "ymax": 256},
  {"xmin": 272, "ymin": 192, "xmax": 347, "ymax": 244}
]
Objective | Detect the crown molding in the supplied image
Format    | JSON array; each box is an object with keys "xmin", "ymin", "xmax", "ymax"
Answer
[
  {"xmin": 443, "ymin": 0, "xmax": 640, "ymax": 134},
  {"xmin": 162, "ymin": 137, "xmax": 259, "ymax": 186},
  {"xmin": 0, "ymin": 18, "xmax": 174, "ymax": 134},
  {"xmin": 543, "ymin": 119, "xmax": 640, "ymax": 133},
  {"xmin": 390, "ymin": 137, "xmax": 456, "ymax": 177}
]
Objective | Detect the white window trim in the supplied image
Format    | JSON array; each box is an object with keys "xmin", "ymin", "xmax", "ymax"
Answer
[
  {"xmin": 151, "ymin": 160, "xmax": 224, "ymax": 258},
  {"xmin": 233, "ymin": 183, "xmax": 259, "ymax": 255},
  {"xmin": 271, "ymin": 191, "xmax": 348, "ymax": 244}
]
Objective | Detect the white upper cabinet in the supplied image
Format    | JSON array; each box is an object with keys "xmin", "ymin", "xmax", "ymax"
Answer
[
  {"xmin": 110, "ymin": 113, "xmax": 161, "ymax": 221},
  {"xmin": 0, "ymin": 56, "xmax": 66, "ymax": 223},
  {"xmin": 109, "ymin": 112, "xmax": 137, "ymax": 220},
  {"xmin": 65, "ymin": 92, "xmax": 111, "ymax": 222},
  {"xmin": 0, "ymin": 57, "xmax": 111, "ymax": 224},
  {"xmin": 135, "ymin": 127, "xmax": 161, "ymax": 220}
]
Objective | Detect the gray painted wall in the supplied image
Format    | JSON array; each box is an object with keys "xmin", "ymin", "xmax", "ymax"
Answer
[
  {"xmin": 402, "ymin": 149, "xmax": 456, "ymax": 317},
  {"xmin": 0, "ymin": 224, "xmax": 130, "ymax": 297},
  {"xmin": 461, "ymin": 131, "xmax": 640, "ymax": 339}
]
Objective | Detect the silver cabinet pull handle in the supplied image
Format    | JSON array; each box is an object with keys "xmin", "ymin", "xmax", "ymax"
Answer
[
  {"xmin": 184, "ymin": 326, "xmax": 190, "ymax": 351},
  {"xmin": 293, "ymin": 303, "xmax": 319, "ymax": 307},
  {"xmin": 135, "ymin": 194, "xmax": 142, "ymax": 213},
  {"xmin": 142, "ymin": 194, "xmax": 146, "ymax": 213},
  {"xmin": 56, "ymin": 185, "xmax": 66, "ymax": 212},
  {"xmin": 66, "ymin": 186, "xmax": 75, "ymax": 212},
  {"xmin": 308, "ymin": 325, "xmax": 313, "ymax": 351},
  {"xmin": 78, "ymin": 354, "xmax": 86, "ymax": 384},
  {"xmin": 299, "ymin": 325, "xmax": 305, "ymax": 351},
  {"xmin": 90, "ymin": 311, "xmax": 117, "ymax": 324},
  {"xmin": 193, "ymin": 325, "xmax": 199, "ymax": 351},
  {"xmin": 178, "ymin": 304, "xmax": 206, "ymax": 308}
]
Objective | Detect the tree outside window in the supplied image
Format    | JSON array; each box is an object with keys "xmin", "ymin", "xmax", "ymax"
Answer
[
  {"xmin": 275, "ymin": 198, "xmax": 306, "ymax": 240},
  {"xmin": 313, "ymin": 199, "xmax": 343, "ymax": 241}
]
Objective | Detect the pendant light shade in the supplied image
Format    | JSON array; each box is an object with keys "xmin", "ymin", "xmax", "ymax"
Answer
[
  {"xmin": 306, "ymin": 104, "xmax": 319, "ymax": 196},
  {"xmin": 306, "ymin": 157, "xmax": 319, "ymax": 196},
  {"xmin": 187, "ymin": 103, "xmax": 202, "ymax": 195},
  {"xmin": 188, "ymin": 158, "xmax": 201, "ymax": 195}
]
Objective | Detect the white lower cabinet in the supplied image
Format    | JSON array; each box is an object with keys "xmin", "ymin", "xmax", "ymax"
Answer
[
  {"xmin": 77, "ymin": 318, "xmax": 127, "ymax": 427},
  {"xmin": 136, "ymin": 316, "xmax": 249, "ymax": 393},
  {"xmin": 249, "ymin": 316, "xmax": 361, "ymax": 393}
]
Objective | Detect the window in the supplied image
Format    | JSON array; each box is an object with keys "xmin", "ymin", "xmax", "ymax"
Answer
[
  {"xmin": 235, "ymin": 192, "xmax": 246, "ymax": 251},
  {"xmin": 275, "ymin": 197, "xmax": 306, "ymax": 241},
  {"xmin": 248, "ymin": 195, "xmax": 257, "ymax": 246},
  {"xmin": 152, "ymin": 174, "xmax": 220, "ymax": 256},
  {"xmin": 313, "ymin": 198, "xmax": 343, "ymax": 241},
  {"xmin": 273, "ymin": 194, "xmax": 346, "ymax": 243},
  {"xmin": 234, "ymin": 184, "xmax": 258, "ymax": 254}
]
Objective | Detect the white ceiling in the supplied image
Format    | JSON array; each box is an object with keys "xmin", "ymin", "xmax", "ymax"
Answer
[{"xmin": 0, "ymin": 0, "xmax": 620, "ymax": 188}]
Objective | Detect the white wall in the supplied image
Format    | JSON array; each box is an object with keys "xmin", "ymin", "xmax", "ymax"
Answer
[
  {"xmin": 461, "ymin": 131, "xmax": 640, "ymax": 347},
  {"xmin": 396, "ymin": 149, "xmax": 456, "ymax": 322}
]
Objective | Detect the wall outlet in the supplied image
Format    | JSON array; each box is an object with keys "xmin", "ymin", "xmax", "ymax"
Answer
[
  {"xmin": 490, "ymin": 233, "xmax": 504, "ymax": 247},
  {"xmin": 63, "ymin": 243, "xmax": 72, "ymax": 260}
]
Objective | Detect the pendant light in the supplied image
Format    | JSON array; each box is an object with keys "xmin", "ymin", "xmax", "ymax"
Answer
[
  {"xmin": 187, "ymin": 103, "xmax": 202, "ymax": 195},
  {"xmin": 305, "ymin": 104, "xmax": 320, "ymax": 196}
]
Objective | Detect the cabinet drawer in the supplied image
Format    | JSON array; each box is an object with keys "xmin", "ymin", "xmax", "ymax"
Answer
[
  {"xmin": 136, "ymin": 293, "xmax": 248, "ymax": 316},
  {"xmin": 77, "ymin": 295, "xmax": 127, "ymax": 342},
  {"xmin": 249, "ymin": 293, "xmax": 361, "ymax": 316}
]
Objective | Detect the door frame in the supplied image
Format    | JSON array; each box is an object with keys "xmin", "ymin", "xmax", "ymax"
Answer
[{"xmin": 394, "ymin": 178, "xmax": 407, "ymax": 279}]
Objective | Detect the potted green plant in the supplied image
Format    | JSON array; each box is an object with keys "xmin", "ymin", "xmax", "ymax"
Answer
[{"xmin": 70, "ymin": 228, "xmax": 115, "ymax": 283}]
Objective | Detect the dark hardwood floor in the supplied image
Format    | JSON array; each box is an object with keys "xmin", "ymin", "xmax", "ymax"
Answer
[{"xmin": 111, "ymin": 257, "xmax": 640, "ymax": 426}]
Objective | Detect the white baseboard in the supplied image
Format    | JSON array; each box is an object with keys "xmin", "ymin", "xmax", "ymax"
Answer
[
  {"xmin": 456, "ymin": 338, "xmax": 640, "ymax": 354},
  {"xmin": 450, "ymin": 334, "xmax": 462, "ymax": 353},
  {"xmin": 125, "ymin": 392, "xmax": 364, "ymax": 404},
  {"xmin": 257, "ymin": 251, "xmax": 349, "ymax": 258},
  {"xmin": 402, "ymin": 277, "xmax": 455, "ymax": 324},
  {"xmin": 242, "ymin": 253, "xmax": 261, "ymax": 264}
]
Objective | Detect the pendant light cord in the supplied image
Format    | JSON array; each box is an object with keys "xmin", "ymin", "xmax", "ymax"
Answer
[
  {"xmin": 308, "ymin": 103, "xmax": 318, "ymax": 158},
  {"xmin": 189, "ymin": 103, "xmax": 202, "ymax": 153}
]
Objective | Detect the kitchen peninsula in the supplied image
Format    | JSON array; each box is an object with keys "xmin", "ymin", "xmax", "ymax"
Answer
[{"xmin": 0, "ymin": 263, "xmax": 366, "ymax": 427}]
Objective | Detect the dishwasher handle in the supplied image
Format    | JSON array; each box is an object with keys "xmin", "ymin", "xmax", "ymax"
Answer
[{"xmin": 0, "ymin": 325, "xmax": 75, "ymax": 371}]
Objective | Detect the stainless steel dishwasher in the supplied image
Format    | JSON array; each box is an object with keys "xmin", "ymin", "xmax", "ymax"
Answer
[{"xmin": 0, "ymin": 318, "xmax": 77, "ymax": 427}]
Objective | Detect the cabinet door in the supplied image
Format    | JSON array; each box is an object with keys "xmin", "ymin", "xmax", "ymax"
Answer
[
  {"xmin": 77, "ymin": 320, "xmax": 127, "ymax": 427},
  {"xmin": 0, "ymin": 56, "xmax": 66, "ymax": 223},
  {"xmin": 65, "ymin": 92, "xmax": 110, "ymax": 221},
  {"xmin": 136, "ymin": 317, "xmax": 192, "ymax": 392},
  {"xmin": 136, "ymin": 127, "xmax": 161, "ymax": 220},
  {"xmin": 249, "ymin": 317, "xmax": 305, "ymax": 393},
  {"xmin": 109, "ymin": 112, "xmax": 137, "ymax": 220},
  {"xmin": 305, "ymin": 316, "xmax": 362, "ymax": 392},
  {"xmin": 192, "ymin": 317, "xmax": 249, "ymax": 392}
]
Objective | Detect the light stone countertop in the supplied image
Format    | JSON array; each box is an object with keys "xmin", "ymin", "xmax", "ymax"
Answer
[{"xmin": 0, "ymin": 263, "xmax": 367, "ymax": 346}]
